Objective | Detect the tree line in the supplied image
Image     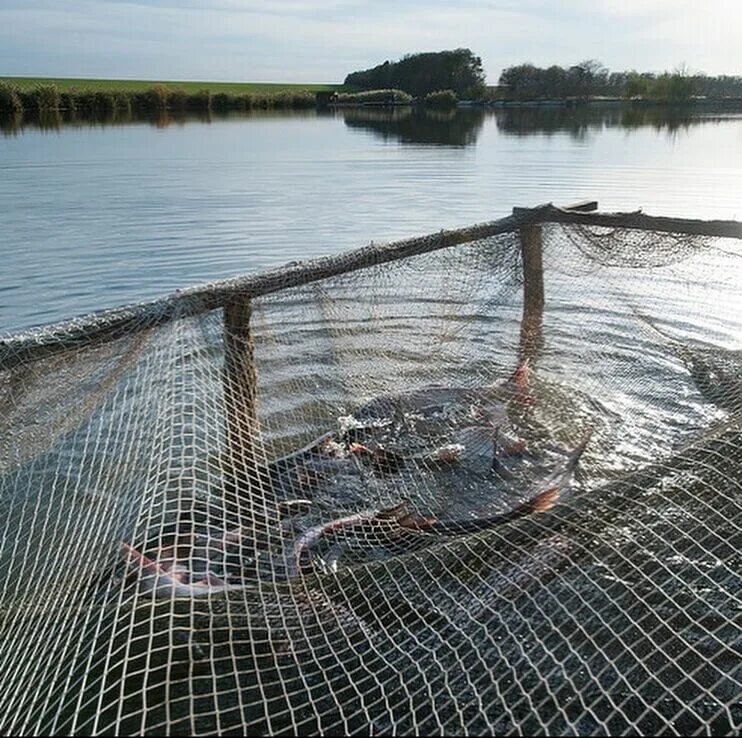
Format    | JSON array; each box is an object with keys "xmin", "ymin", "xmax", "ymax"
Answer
[
  {"xmin": 498, "ymin": 60, "xmax": 742, "ymax": 101},
  {"xmin": 344, "ymin": 51, "xmax": 742, "ymax": 103}
]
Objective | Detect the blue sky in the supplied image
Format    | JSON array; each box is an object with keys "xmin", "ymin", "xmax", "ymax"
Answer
[{"xmin": 1, "ymin": 0, "xmax": 740, "ymax": 83}]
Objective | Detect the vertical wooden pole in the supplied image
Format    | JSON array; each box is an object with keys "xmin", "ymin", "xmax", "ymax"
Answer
[
  {"xmin": 223, "ymin": 296, "xmax": 259, "ymax": 489},
  {"xmin": 519, "ymin": 224, "xmax": 545, "ymax": 361}
]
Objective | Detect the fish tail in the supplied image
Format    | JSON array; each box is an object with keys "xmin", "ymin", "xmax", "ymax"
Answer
[
  {"xmin": 523, "ymin": 486, "xmax": 560, "ymax": 514},
  {"xmin": 428, "ymin": 485, "xmax": 560, "ymax": 536}
]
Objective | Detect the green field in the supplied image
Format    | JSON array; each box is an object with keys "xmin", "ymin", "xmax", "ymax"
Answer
[{"xmin": 1, "ymin": 76, "xmax": 351, "ymax": 94}]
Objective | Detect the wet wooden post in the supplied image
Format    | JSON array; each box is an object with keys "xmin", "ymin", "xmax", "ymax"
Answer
[
  {"xmin": 223, "ymin": 295, "xmax": 259, "ymax": 489},
  {"xmin": 518, "ymin": 223, "xmax": 545, "ymax": 361},
  {"xmin": 516, "ymin": 200, "xmax": 598, "ymax": 360}
]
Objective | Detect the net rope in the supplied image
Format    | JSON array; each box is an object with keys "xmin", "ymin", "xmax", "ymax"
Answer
[{"xmin": 0, "ymin": 222, "xmax": 739, "ymax": 736}]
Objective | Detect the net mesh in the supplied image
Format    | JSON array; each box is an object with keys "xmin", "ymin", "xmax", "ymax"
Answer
[{"xmin": 0, "ymin": 221, "xmax": 740, "ymax": 736}]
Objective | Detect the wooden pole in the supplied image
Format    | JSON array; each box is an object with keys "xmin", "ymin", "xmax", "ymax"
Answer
[
  {"xmin": 518, "ymin": 223, "xmax": 545, "ymax": 362},
  {"xmin": 223, "ymin": 296, "xmax": 259, "ymax": 489},
  {"xmin": 516, "ymin": 201, "xmax": 598, "ymax": 361}
]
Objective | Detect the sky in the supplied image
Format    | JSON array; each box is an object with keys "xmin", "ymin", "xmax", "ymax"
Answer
[{"xmin": 1, "ymin": 0, "xmax": 741, "ymax": 84}]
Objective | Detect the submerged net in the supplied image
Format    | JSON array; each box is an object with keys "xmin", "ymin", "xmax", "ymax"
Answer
[{"xmin": 0, "ymin": 219, "xmax": 740, "ymax": 736}]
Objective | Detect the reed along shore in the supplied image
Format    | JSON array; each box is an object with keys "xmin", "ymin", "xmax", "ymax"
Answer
[{"xmin": 0, "ymin": 80, "xmax": 332, "ymax": 119}]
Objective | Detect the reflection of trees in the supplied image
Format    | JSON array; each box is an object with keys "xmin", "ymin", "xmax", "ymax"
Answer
[
  {"xmin": 0, "ymin": 108, "xmax": 321, "ymax": 136},
  {"xmin": 0, "ymin": 112, "xmax": 22, "ymax": 136},
  {"xmin": 1, "ymin": 103, "xmax": 734, "ymax": 141},
  {"xmin": 37, "ymin": 110, "xmax": 62, "ymax": 132},
  {"xmin": 342, "ymin": 107, "xmax": 485, "ymax": 146},
  {"xmin": 1, "ymin": 110, "xmax": 62, "ymax": 136},
  {"xmin": 619, "ymin": 106, "xmax": 698, "ymax": 134},
  {"xmin": 494, "ymin": 106, "xmax": 609, "ymax": 141},
  {"xmin": 494, "ymin": 103, "xmax": 731, "ymax": 140}
]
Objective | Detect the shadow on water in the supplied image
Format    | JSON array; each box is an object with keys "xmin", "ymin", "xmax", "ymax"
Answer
[{"xmin": 341, "ymin": 106, "xmax": 486, "ymax": 146}]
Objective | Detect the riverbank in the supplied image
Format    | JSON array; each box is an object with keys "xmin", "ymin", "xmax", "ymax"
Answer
[
  {"xmin": 0, "ymin": 76, "xmax": 348, "ymax": 94},
  {"xmin": 0, "ymin": 83, "xmax": 336, "ymax": 119},
  {"xmin": 0, "ymin": 77, "xmax": 356, "ymax": 119}
]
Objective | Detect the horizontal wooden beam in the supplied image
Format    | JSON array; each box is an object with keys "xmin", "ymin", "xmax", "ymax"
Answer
[{"xmin": 515, "ymin": 203, "xmax": 742, "ymax": 240}]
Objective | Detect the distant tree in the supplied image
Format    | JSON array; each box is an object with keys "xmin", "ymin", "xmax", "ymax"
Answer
[
  {"xmin": 566, "ymin": 59, "xmax": 608, "ymax": 99},
  {"xmin": 543, "ymin": 65, "xmax": 567, "ymax": 98},
  {"xmin": 624, "ymin": 71, "xmax": 651, "ymax": 98},
  {"xmin": 666, "ymin": 64, "xmax": 694, "ymax": 101},
  {"xmin": 498, "ymin": 63, "xmax": 541, "ymax": 100}
]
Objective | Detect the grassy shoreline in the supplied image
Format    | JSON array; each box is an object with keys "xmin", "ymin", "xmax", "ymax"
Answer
[
  {"xmin": 0, "ymin": 78, "xmax": 357, "ymax": 118},
  {"xmin": 0, "ymin": 76, "xmax": 349, "ymax": 94}
]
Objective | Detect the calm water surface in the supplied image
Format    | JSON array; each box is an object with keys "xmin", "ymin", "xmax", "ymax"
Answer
[{"xmin": 1, "ymin": 106, "xmax": 742, "ymax": 333}]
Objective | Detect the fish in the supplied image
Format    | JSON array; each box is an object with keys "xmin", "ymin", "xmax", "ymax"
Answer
[
  {"xmin": 291, "ymin": 511, "xmax": 380, "ymax": 577},
  {"xmin": 291, "ymin": 428, "xmax": 591, "ymax": 574},
  {"xmin": 121, "ymin": 542, "xmax": 243, "ymax": 599},
  {"xmin": 291, "ymin": 487, "xmax": 559, "ymax": 577},
  {"xmin": 266, "ymin": 360, "xmax": 532, "ymax": 493}
]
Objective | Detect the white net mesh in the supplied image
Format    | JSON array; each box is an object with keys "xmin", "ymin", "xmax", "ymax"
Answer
[{"xmin": 0, "ymin": 221, "xmax": 740, "ymax": 736}]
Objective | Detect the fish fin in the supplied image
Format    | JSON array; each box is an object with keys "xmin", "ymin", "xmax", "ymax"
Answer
[
  {"xmin": 507, "ymin": 357, "xmax": 531, "ymax": 391},
  {"xmin": 631, "ymin": 308, "xmax": 694, "ymax": 361},
  {"xmin": 277, "ymin": 499, "xmax": 314, "ymax": 517},
  {"xmin": 527, "ymin": 486, "xmax": 560, "ymax": 514},
  {"xmin": 159, "ymin": 559, "xmax": 189, "ymax": 583},
  {"xmin": 502, "ymin": 439, "xmax": 528, "ymax": 456},
  {"xmin": 349, "ymin": 442, "xmax": 372, "ymax": 455},
  {"xmin": 121, "ymin": 542, "xmax": 162, "ymax": 576},
  {"xmin": 631, "ymin": 308, "xmax": 677, "ymax": 344}
]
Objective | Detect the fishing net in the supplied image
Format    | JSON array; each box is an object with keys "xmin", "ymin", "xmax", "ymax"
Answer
[{"xmin": 0, "ymin": 216, "xmax": 740, "ymax": 736}]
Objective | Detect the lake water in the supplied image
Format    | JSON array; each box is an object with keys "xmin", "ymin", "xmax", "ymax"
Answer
[{"xmin": 2, "ymin": 105, "xmax": 742, "ymax": 333}]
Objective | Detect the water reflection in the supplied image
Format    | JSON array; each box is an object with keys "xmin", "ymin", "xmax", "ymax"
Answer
[
  {"xmin": 493, "ymin": 103, "xmax": 739, "ymax": 140},
  {"xmin": 0, "ymin": 108, "xmax": 319, "ymax": 136},
  {"xmin": 3, "ymin": 104, "xmax": 741, "ymax": 142},
  {"xmin": 341, "ymin": 107, "xmax": 485, "ymax": 146}
]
